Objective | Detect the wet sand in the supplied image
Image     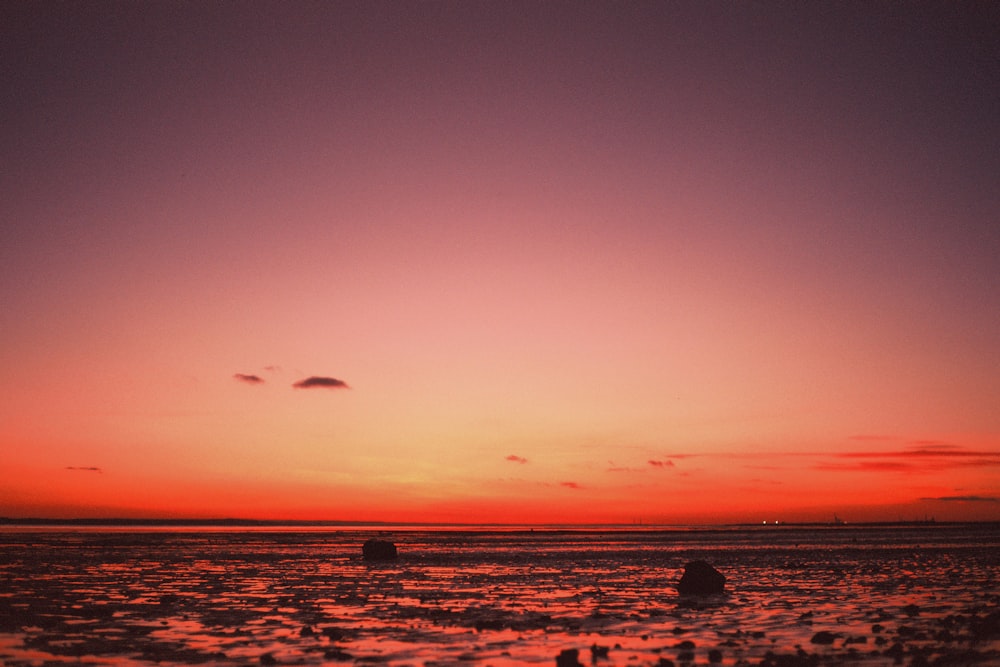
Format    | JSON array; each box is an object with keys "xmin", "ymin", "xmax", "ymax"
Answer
[{"xmin": 1, "ymin": 524, "xmax": 998, "ymax": 665}]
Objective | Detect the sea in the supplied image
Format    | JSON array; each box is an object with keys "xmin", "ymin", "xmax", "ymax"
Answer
[{"xmin": 1, "ymin": 523, "xmax": 998, "ymax": 666}]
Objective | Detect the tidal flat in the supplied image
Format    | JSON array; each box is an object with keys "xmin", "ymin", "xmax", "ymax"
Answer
[{"xmin": 1, "ymin": 524, "xmax": 998, "ymax": 666}]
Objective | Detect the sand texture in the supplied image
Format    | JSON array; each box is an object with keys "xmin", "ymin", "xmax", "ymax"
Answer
[{"xmin": 1, "ymin": 524, "xmax": 998, "ymax": 665}]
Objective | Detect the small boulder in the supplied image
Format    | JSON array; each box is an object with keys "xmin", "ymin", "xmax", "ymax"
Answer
[
  {"xmin": 362, "ymin": 538, "xmax": 398, "ymax": 561},
  {"xmin": 590, "ymin": 643, "xmax": 610, "ymax": 659},
  {"xmin": 556, "ymin": 648, "xmax": 584, "ymax": 667},
  {"xmin": 676, "ymin": 560, "xmax": 726, "ymax": 595},
  {"xmin": 810, "ymin": 630, "xmax": 840, "ymax": 645}
]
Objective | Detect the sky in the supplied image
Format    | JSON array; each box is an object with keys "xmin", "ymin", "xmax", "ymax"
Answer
[{"xmin": 2, "ymin": 1, "xmax": 999, "ymax": 524}]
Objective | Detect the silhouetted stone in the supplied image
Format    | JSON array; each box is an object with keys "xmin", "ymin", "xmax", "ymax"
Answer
[
  {"xmin": 474, "ymin": 617, "xmax": 506, "ymax": 631},
  {"xmin": 590, "ymin": 643, "xmax": 609, "ymax": 659},
  {"xmin": 971, "ymin": 611, "xmax": 1000, "ymax": 640},
  {"xmin": 676, "ymin": 560, "xmax": 725, "ymax": 595},
  {"xmin": 324, "ymin": 647, "xmax": 353, "ymax": 661},
  {"xmin": 556, "ymin": 647, "xmax": 583, "ymax": 667},
  {"xmin": 810, "ymin": 631, "xmax": 839, "ymax": 645},
  {"xmin": 362, "ymin": 538, "xmax": 397, "ymax": 561}
]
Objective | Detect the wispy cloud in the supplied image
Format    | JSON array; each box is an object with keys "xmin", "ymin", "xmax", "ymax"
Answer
[
  {"xmin": 66, "ymin": 466, "xmax": 102, "ymax": 473},
  {"xmin": 921, "ymin": 495, "xmax": 999, "ymax": 503},
  {"xmin": 234, "ymin": 373, "xmax": 264, "ymax": 384},
  {"xmin": 648, "ymin": 459, "xmax": 675, "ymax": 468},
  {"xmin": 561, "ymin": 481, "xmax": 582, "ymax": 490},
  {"xmin": 506, "ymin": 455, "xmax": 528, "ymax": 464},
  {"xmin": 816, "ymin": 460, "xmax": 915, "ymax": 473},
  {"xmin": 817, "ymin": 444, "xmax": 1000, "ymax": 473},
  {"xmin": 293, "ymin": 376, "xmax": 350, "ymax": 390},
  {"xmin": 906, "ymin": 440, "xmax": 961, "ymax": 450}
]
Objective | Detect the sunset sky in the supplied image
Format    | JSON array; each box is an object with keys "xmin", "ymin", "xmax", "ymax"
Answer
[{"xmin": 2, "ymin": 2, "xmax": 998, "ymax": 524}]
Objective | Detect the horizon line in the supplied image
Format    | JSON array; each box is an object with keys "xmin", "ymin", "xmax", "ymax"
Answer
[{"xmin": 2, "ymin": 516, "xmax": 989, "ymax": 528}]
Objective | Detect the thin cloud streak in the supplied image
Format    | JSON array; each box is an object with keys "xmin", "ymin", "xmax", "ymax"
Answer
[
  {"xmin": 66, "ymin": 466, "xmax": 102, "ymax": 473},
  {"xmin": 818, "ymin": 446, "xmax": 1000, "ymax": 473},
  {"xmin": 921, "ymin": 495, "xmax": 999, "ymax": 503},
  {"xmin": 837, "ymin": 448, "xmax": 1000, "ymax": 459},
  {"xmin": 505, "ymin": 455, "xmax": 528, "ymax": 464},
  {"xmin": 234, "ymin": 373, "xmax": 265, "ymax": 384},
  {"xmin": 816, "ymin": 461, "xmax": 915, "ymax": 473}
]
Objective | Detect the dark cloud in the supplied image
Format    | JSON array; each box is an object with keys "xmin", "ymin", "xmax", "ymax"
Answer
[
  {"xmin": 818, "ymin": 446, "xmax": 1000, "ymax": 474},
  {"xmin": 816, "ymin": 461, "xmax": 915, "ymax": 473},
  {"xmin": 66, "ymin": 466, "xmax": 102, "ymax": 473},
  {"xmin": 838, "ymin": 447, "xmax": 1000, "ymax": 460},
  {"xmin": 506, "ymin": 455, "xmax": 527, "ymax": 464},
  {"xmin": 921, "ymin": 495, "xmax": 999, "ymax": 503},
  {"xmin": 560, "ymin": 481, "xmax": 582, "ymax": 490},
  {"xmin": 234, "ymin": 373, "xmax": 264, "ymax": 384},
  {"xmin": 648, "ymin": 459, "xmax": 675, "ymax": 468},
  {"xmin": 293, "ymin": 376, "xmax": 350, "ymax": 390},
  {"xmin": 907, "ymin": 440, "xmax": 959, "ymax": 449}
]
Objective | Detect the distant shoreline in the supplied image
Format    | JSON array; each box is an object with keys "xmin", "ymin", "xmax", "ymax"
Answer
[{"xmin": 1, "ymin": 517, "xmax": 995, "ymax": 529}]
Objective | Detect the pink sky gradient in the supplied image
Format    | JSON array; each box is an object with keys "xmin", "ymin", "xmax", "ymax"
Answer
[{"xmin": 2, "ymin": 2, "xmax": 998, "ymax": 523}]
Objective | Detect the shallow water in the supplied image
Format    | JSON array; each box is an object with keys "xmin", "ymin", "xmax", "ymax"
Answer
[{"xmin": 1, "ymin": 524, "xmax": 999, "ymax": 666}]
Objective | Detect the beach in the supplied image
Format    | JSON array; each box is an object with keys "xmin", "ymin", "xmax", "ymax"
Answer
[{"xmin": 1, "ymin": 524, "xmax": 998, "ymax": 665}]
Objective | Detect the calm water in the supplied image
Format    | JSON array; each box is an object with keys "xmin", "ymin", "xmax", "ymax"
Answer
[{"xmin": 1, "ymin": 524, "xmax": 998, "ymax": 666}]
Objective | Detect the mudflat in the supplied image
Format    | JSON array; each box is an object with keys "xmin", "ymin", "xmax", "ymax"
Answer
[{"xmin": 1, "ymin": 524, "xmax": 998, "ymax": 665}]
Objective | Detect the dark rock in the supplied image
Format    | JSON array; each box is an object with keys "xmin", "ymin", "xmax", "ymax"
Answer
[
  {"xmin": 362, "ymin": 538, "xmax": 398, "ymax": 561},
  {"xmin": 474, "ymin": 617, "xmax": 506, "ymax": 631},
  {"xmin": 883, "ymin": 642, "xmax": 905, "ymax": 661},
  {"xmin": 934, "ymin": 628, "xmax": 955, "ymax": 643},
  {"xmin": 971, "ymin": 611, "xmax": 1000, "ymax": 640},
  {"xmin": 323, "ymin": 648, "xmax": 353, "ymax": 661},
  {"xmin": 556, "ymin": 647, "xmax": 584, "ymax": 667},
  {"xmin": 810, "ymin": 631, "xmax": 840, "ymax": 645},
  {"xmin": 708, "ymin": 649, "xmax": 723, "ymax": 663},
  {"xmin": 676, "ymin": 560, "xmax": 725, "ymax": 595},
  {"xmin": 322, "ymin": 626, "xmax": 349, "ymax": 641},
  {"xmin": 590, "ymin": 643, "xmax": 610, "ymax": 659},
  {"xmin": 759, "ymin": 651, "xmax": 818, "ymax": 667},
  {"xmin": 897, "ymin": 625, "xmax": 927, "ymax": 640}
]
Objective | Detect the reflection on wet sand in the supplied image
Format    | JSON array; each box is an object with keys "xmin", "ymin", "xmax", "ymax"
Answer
[{"xmin": 1, "ymin": 525, "xmax": 998, "ymax": 665}]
